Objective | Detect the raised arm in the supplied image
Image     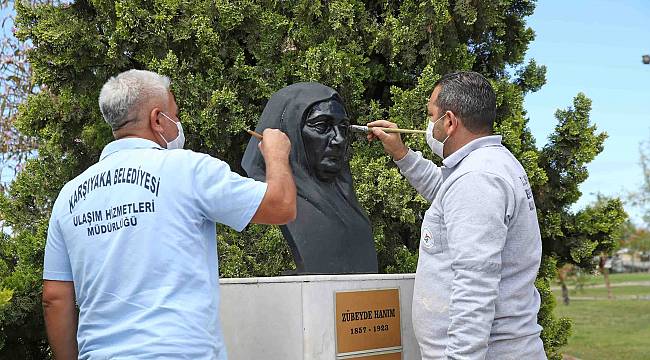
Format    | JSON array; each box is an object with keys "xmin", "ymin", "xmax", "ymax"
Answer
[
  {"xmin": 250, "ymin": 128, "xmax": 297, "ymax": 225},
  {"xmin": 367, "ymin": 120, "xmax": 443, "ymax": 202}
]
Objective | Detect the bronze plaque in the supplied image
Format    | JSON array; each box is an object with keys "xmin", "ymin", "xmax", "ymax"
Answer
[{"xmin": 335, "ymin": 288, "xmax": 401, "ymax": 354}]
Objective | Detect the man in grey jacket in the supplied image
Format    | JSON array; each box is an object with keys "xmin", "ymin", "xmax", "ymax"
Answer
[{"xmin": 367, "ymin": 71, "xmax": 546, "ymax": 360}]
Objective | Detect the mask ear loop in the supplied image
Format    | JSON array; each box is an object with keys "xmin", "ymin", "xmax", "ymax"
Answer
[
  {"xmin": 156, "ymin": 111, "xmax": 170, "ymax": 146},
  {"xmin": 438, "ymin": 112, "xmax": 451, "ymax": 144}
]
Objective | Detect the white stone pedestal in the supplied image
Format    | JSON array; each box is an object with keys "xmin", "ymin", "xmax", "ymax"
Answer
[{"xmin": 219, "ymin": 274, "xmax": 420, "ymax": 360}]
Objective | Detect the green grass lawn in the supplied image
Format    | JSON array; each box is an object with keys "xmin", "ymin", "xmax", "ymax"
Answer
[
  {"xmin": 555, "ymin": 300, "xmax": 650, "ymax": 360},
  {"xmin": 551, "ymin": 273, "xmax": 650, "ymax": 358},
  {"xmin": 605, "ymin": 272, "xmax": 650, "ymax": 284}
]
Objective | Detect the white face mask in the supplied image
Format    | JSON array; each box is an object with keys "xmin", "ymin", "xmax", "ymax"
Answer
[
  {"xmin": 426, "ymin": 113, "xmax": 449, "ymax": 159},
  {"xmin": 159, "ymin": 112, "xmax": 185, "ymax": 150}
]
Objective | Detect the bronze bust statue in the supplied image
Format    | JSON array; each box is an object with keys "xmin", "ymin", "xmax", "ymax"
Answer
[{"xmin": 242, "ymin": 82, "xmax": 378, "ymax": 274}]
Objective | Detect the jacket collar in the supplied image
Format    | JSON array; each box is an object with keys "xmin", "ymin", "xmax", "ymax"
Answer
[
  {"xmin": 442, "ymin": 135, "xmax": 503, "ymax": 168},
  {"xmin": 99, "ymin": 137, "xmax": 164, "ymax": 161}
]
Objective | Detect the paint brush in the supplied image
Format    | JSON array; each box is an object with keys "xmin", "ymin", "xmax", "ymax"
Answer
[
  {"xmin": 248, "ymin": 125, "xmax": 425, "ymax": 140},
  {"xmin": 349, "ymin": 125, "xmax": 427, "ymax": 135},
  {"xmin": 246, "ymin": 129, "xmax": 263, "ymax": 140}
]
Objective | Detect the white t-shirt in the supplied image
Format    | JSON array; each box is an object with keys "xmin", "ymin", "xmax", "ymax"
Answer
[{"xmin": 44, "ymin": 138, "xmax": 268, "ymax": 360}]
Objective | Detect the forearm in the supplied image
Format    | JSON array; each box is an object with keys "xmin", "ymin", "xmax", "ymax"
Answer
[
  {"xmin": 264, "ymin": 156, "xmax": 297, "ymax": 218},
  {"xmin": 44, "ymin": 300, "xmax": 78, "ymax": 360},
  {"xmin": 394, "ymin": 149, "xmax": 443, "ymax": 202}
]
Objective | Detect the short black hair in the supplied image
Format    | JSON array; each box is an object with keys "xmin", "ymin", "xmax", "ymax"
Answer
[{"xmin": 433, "ymin": 71, "xmax": 496, "ymax": 134}]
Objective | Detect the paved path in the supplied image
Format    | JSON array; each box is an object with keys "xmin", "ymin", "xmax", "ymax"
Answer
[
  {"xmin": 553, "ymin": 280, "xmax": 650, "ymax": 301},
  {"xmin": 550, "ymin": 280, "xmax": 650, "ymax": 291},
  {"xmin": 566, "ymin": 294, "xmax": 650, "ymax": 301}
]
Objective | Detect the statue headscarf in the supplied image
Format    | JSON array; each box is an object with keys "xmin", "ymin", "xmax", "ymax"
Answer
[{"xmin": 242, "ymin": 82, "xmax": 378, "ymax": 274}]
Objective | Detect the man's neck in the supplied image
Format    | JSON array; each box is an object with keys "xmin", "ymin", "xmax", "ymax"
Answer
[
  {"xmin": 445, "ymin": 132, "xmax": 492, "ymax": 157},
  {"xmin": 113, "ymin": 130, "xmax": 162, "ymax": 146}
]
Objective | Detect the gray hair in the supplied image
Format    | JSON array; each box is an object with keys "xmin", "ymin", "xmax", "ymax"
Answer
[
  {"xmin": 433, "ymin": 71, "xmax": 496, "ymax": 134},
  {"xmin": 99, "ymin": 69, "xmax": 171, "ymax": 130}
]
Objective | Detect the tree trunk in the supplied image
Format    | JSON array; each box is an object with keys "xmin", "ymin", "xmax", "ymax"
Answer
[
  {"xmin": 599, "ymin": 255, "xmax": 613, "ymax": 299},
  {"xmin": 558, "ymin": 265, "xmax": 570, "ymax": 305}
]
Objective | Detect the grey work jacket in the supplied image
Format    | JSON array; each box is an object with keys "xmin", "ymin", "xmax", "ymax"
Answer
[{"xmin": 395, "ymin": 135, "xmax": 546, "ymax": 360}]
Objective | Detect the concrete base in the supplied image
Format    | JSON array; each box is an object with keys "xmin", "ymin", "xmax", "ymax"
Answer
[{"xmin": 219, "ymin": 274, "xmax": 420, "ymax": 360}]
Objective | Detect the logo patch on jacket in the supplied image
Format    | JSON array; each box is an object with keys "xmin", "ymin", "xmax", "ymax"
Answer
[{"xmin": 422, "ymin": 227, "xmax": 434, "ymax": 248}]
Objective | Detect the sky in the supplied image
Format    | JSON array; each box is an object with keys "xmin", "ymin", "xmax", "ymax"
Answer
[{"xmin": 523, "ymin": 0, "xmax": 650, "ymax": 224}]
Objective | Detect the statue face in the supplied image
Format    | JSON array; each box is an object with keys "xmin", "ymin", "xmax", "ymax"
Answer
[{"xmin": 302, "ymin": 98, "xmax": 350, "ymax": 182}]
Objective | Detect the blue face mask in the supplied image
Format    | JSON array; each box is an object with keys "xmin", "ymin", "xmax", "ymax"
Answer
[{"xmin": 159, "ymin": 112, "xmax": 185, "ymax": 150}]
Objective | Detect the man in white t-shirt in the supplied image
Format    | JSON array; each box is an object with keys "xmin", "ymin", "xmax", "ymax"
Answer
[{"xmin": 42, "ymin": 69, "xmax": 296, "ymax": 359}]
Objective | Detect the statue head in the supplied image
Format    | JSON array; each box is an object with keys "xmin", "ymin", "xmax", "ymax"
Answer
[
  {"xmin": 242, "ymin": 82, "xmax": 353, "ymax": 186},
  {"xmin": 302, "ymin": 98, "xmax": 350, "ymax": 182}
]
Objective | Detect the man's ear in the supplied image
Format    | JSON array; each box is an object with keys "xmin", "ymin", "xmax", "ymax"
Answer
[
  {"xmin": 149, "ymin": 108, "xmax": 163, "ymax": 133},
  {"xmin": 446, "ymin": 111, "xmax": 459, "ymax": 135}
]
